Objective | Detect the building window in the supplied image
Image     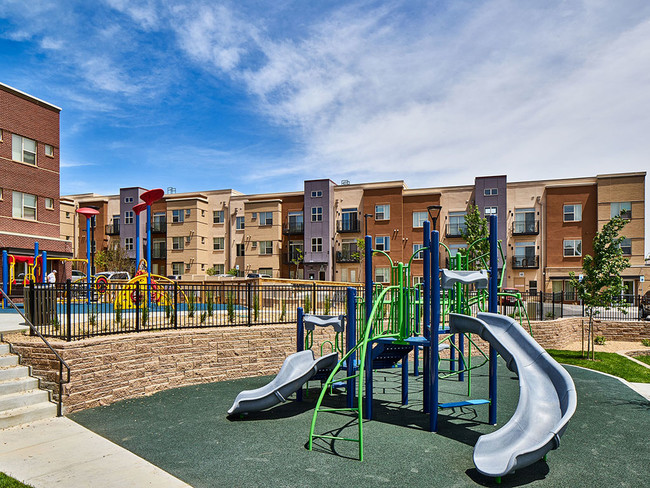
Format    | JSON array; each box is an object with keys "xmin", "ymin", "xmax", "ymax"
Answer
[
  {"xmin": 413, "ymin": 244, "xmax": 425, "ymax": 259},
  {"xmin": 172, "ymin": 209, "xmax": 184, "ymax": 223},
  {"xmin": 12, "ymin": 191, "xmax": 37, "ymax": 220},
  {"xmin": 259, "ymin": 267, "xmax": 273, "ymax": 276},
  {"xmin": 311, "ymin": 207, "xmax": 323, "ymax": 222},
  {"xmin": 412, "ymin": 211, "xmax": 428, "ymax": 228},
  {"xmin": 172, "ymin": 237, "xmax": 184, "ymax": 250},
  {"xmin": 236, "ymin": 243, "xmax": 245, "ymax": 256},
  {"xmin": 185, "ymin": 209, "xmax": 191, "ymax": 217},
  {"xmin": 620, "ymin": 238, "xmax": 632, "ymax": 255},
  {"xmin": 563, "ymin": 239, "xmax": 582, "ymax": 257},
  {"xmin": 311, "ymin": 190, "xmax": 323, "ymax": 198},
  {"xmin": 125, "ymin": 237, "xmax": 134, "ymax": 251},
  {"xmin": 44, "ymin": 144, "xmax": 54, "ymax": 157},
  {"xmin": 375, "ymin": 236, "xmax": 390, "ymax": 251},
  {"xmin": 45, "ymin": 197, "xmax": 54, "ymax": 210},
  {"xmin": 172, "ymin": 262, "xmax": 183, "ymax": 275},
  {"xmin": 124, "ymin": 197, "xmax": 133, "ymax": 203},
  {"xmin": 484, "ymin": 188, "xmax": 498, "ymax": 196},
  {"xmin": 449, "ymin": 243, "xmax": 467, "ymax": 257},
  {"xmin": 12, "ymin": 134, "xmax": 37, "ymax": 165},
  {"xmin": 213, "ymin": 210, "xmax": 224, "ymax": 223},
  {"xmin": 213, "ymin": 264, "xmax": 225, "ymax": 275},
  {"xmin": 514, "ymin": 208, "xmax": 536, "ymax": 233},
  {"xmin": 124, "ymin": 211, "xmax": 134, "ymax": 224},
  {"xmin": 213, "ymin": 237, "xmax": 225, "ymax": 250},
  {"xmin": 259, "ymin": 240, "xmax": 273, "ymax": 255},
  {"xmin": 259, "ymin": 211, "xmax": 273, "ymax": 226},
  {"xmin": 375, "ymin": 204, "xmax": 390, "ymax": 220},
  {"xmin": 185, "ymin": 263, "xmax": 191, "ymax": 272},
  {"xmin": 448, "ymin": 211, "xmax": 467, "ymax": 236},
  {"xmin": 0, "ymin": 129, "xmax": 2, "ymax": 141},
  {"xmin": 236, "ymin": 216, "xmax": 245, "ymax": 230},
  {"xmin": 563, "ymin": 204, "xmax": 582, "ymax": 222},
  {"xmin": 610, "ymin": 202, "xmax": 631, "ymax": 220},
  {"xmin": 514, "ymin": 241, "xmax": 536, "ymax": 267},
  {"xmin": 484, "ymin": 206, "xmax": 497, "ymax": 216},
  {"xmin": 375, "ymin": 267, "xmax": 390, "ymax": 283},
  {"xmin": 311, "ymin": 237, "xmax": 323, "ymax": 252},
  {"xmin": 0, "ymin": 188, "xmax": 3, "ymax": 200}
]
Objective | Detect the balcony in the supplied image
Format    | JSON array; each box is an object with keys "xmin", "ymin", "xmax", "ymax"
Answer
[
  {"xmin": 152, "ymin": 219, "xmax": 167, "ymax": 233},
  {"xmin": 512, "ymin": 255, "xmax": 539, "ymax": 269},
  {"xmin": 151, "ymin": 247, "xmax": 166, "ymax": 259},
  {"xmin": 285, "ymin": 250, "xmax": 304, "ymax": 264},
  {"xmin": 336, "ymin": 249, "xmax": 360, "ymax": 263},
  {"xmin": 512, "ymin": 220, "xmax": 539, "ymax": 235},
  {"xmin": 283, "ymin": 222, "xmax": 304, "ymax": 235},
  {"xmin": 105, "ymin": 223, "xmax": 120, "ymax": 235},
  {"xmin": 336, "ymin": 219, "xmax": 361, "ymax": 233},
  {"xmin": 446, "ymin": 223, "xmax": 467, "ymax": 238}
]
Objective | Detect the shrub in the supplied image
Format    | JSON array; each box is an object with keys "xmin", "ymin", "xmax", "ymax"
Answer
[
  {"xmin": 188, "ymin": 291, "xmax": 195, "ymax": 319},
  {"xmin": 253, "ymin": 293, "xmax": 259, "ymax": 321},
  {"xmin": 594, "ymin": 335, "xmax": 606, "ymax": 345},
  {"xmin": 324, "ymin": 295, "xmax": 331, "ymax": 315},
  {"xmin": 206, "ymin": 291, "xmax": 214, "ymax": 317},
  {"xmin": 115, "ymin": 303, "xmax": 122, "ymax": 324},
  {"xmin": 200, "ymin": 311, "xmax": 207, "ymax": 324},
  {"xmin": 641, "ymin": 338, "xmax": 650, "ymax": 347},
  {"xmin": 227, "ymin": 292, "xmax": 235, "ymax": 323},
  {"xmin": 142, "ymin": 306, "xmax": 149, "ymax": 328},
  {"xmin": 304, "ymin": 294, "xmax": 311, "ymax": 314},
  {"xmin": 280, "ymin": 300, "xmax": 286, "ymax": 321}
]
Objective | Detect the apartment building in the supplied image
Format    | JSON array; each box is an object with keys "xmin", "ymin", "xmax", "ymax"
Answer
[
  {"xmin": 0, "ymin": 82, "xmax": 72, "ymax": 283},
  {"xmin": 63, "ymin": 171, "xmax": 648, "ymax": 294}
]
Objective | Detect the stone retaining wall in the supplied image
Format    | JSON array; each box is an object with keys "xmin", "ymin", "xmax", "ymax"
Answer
[{"xmin": 6, "ymin": 317, "xmax": 649, "ymax": 414}]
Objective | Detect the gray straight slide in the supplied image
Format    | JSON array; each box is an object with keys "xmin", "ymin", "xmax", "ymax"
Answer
[
  {"xmin": 449, "ymin": 312, "xmax": 577, "ymax": 479},
  {"xmin": 227, "ymin": 350, "xmax": 338, "ymax": 416}
]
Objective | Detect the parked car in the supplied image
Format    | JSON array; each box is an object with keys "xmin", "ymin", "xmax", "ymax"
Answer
[
  {"xmin": 499, "ymin": 288, "xmax": 520, "ymax": 306},
  {"xmin": 71, "ymin": 270, "xmax": 86, "ymax": 280},
  {"xmin": 639, "ymin": 291, "xmax": 650, "ymax": 320},
  {"xmin": 247, "ymin": 273, "xmax": 271, "ymax": 279},
  {"xmin": 95, "ymin": 271, "xmax": 131, "ymax": 281}
]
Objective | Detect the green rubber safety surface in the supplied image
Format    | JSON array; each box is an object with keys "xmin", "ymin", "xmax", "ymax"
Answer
[{"xmin": 70, "ymin": 359, "xmax": 649, "ymax": 487}]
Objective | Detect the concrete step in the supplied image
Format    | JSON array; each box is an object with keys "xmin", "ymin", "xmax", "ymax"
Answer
[
  {"xmin": 0, "ymin": 389, "xmax": 50, "ymax": 411},
  {"xmin": 0, "ymin": 376, "xmax": 40, "ymax": 395},
  {"xmin": 0, "ymin": 365, "xmax": 30, "ymax": 382},
  {"xmin": 0, "ymin": 354, "xmax": 18, "ymax": 368},
  {"xmin": 0, "ymin": 402, "xmax": 57, "ymax": 430},
  {"xmin": 0, "ymin": 343, "xmax": 10, "ymax": 355}
]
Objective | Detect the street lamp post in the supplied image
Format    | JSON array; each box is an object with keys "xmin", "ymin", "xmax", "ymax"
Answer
[
  {"xmin": 75, "ymin": 207, "xmax": 100, "ymax": 304},
  {"xmin": 427, "ymin": 205, "xmax": 442, "ymax": 230},
  {"xmin": 364, "ymin": 213, "xmax": 373, "ymax": 236}
]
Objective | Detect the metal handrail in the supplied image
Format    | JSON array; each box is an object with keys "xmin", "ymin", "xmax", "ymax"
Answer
[{"xmin": 0, "ymin": 288, "xmax": 70, "ymax": 416}]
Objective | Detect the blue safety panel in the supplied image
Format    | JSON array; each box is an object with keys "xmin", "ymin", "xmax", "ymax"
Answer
[{"xmin": 438, "ymin": 399, "xmax": 490, "ymax": 409}]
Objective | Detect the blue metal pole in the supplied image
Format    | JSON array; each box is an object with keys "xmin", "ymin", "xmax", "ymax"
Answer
[
  {"xmin": 364, "ymin": 235, "xmax": 373, "ymax": 420},
  {"xmin": 421, "ymin": 221, "xmax": 430, "ymax": 401},
  {"xmin": 346, "ymin": 287, "xmax": 356, "ymax": 409},
  {"xmin": 297, "ymin": 307, "xmax": 304, "ymax": 402},
  {"xmin": 430, "ymin": 229, "xmax": 440, "ymax": 432},
  {"xmin": 414, "ymin": 288, "xmax": 420, "ymax": 377},
  {"xmin": 85, "ymin": 217, "xmax": 91, "ymax": 304},
  {"xmin": 135, "ymin": 212, "xmax": 140, "ymax": 271},
  {"xmin": 33, "ymin": 242, "xmax": 39, "ymax": 282},
  {"xmin": 488, "ymin": 214, "xmax": 498, "ymax": 425},
  {"xmin": 146, "ymin": 205, "xmax": 152, "ymax": 308},
  {"xmin": 41, "ymin": 251, "xmax": 47, "ymax": 283},
  {"xmin": 2, "ymin": 250, "xmax": 8, "ymax": 307}
]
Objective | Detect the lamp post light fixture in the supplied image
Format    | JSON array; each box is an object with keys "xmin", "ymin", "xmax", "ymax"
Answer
[
  {"xmin": 364, "ymin": 213, "xmax": 373, "ymax": 236},
  {"xmin": 427, "ymin": 205, "xmax": 442, "ymax": 230}
]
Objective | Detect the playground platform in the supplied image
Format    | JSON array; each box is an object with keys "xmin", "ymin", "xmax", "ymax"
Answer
[{"xmin": 55, "ymin": 358, "xmax": 650, "ymax": 488}]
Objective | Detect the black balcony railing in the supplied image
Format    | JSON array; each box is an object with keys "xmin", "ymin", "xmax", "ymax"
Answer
[
  {"xmin": 105, "ymin": 223, "xmax": 120, "ymax": 235},
  {"xmin": 337, "ymin": 219, "xmax": 361, "ymax": 233},
  {"xmin": 512, "ymin": 255, "xmax": 539, "ymax": 269},
  {"xmin": 152, "ymin": 247, "xmax": 166, "ymax": 259},
  {"xmin": 336, "ymin": 250, "xmax": 360, "ymax": 263},
  {"xmin": 152, "ymin": 219, "xmax": 167, "ymax": 233},
  {"xmin": 446, "ymin": 223, "xmax": 467, "ymax": 238},
  {"xmin": 512, "ymin": 220, "xmax": 539, "ymax": 235},
  {"xmin": 283, "ymin": 223, "xmax": 304, "ymax": 235}
]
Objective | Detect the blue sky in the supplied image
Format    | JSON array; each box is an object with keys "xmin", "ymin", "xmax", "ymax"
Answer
[{"xmin": 1, "ymin": 0, "xmax": 649, "ymax": 250}]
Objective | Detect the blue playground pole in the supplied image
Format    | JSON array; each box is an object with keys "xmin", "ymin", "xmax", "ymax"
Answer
[
  {"xmin": 85, "ymin": 217, "xmax": 91, "ymax": 304},
  {"xmin": 346, "ymin": 287, "xmax": 357, "ymax": 409},
  {"xmin": 488, "ymin": 214, "xmax": 498, "ymax": 425},
  {"xmin": 135, "ymin": 212, "xmax": 140, "ymax": 271},
  {"xmin": 33, "ymin": 242, "xmax": 39, "ymax": 282},
  {"xmin": 2, "ymin": 250, "xmax": 8, "ymax": 307},
  {"xmin": 421, "ymin": 221, "xmax": 431, "ymax": 404},
  {"xmin": 41, "ymin": 251, "xmax": 47, "ymax": 283},
  {"xmin": 430, "ymin": 229, "xmax": 440, "ymax": 432},
  {"xmin": 146, "ymin": 205, "xmax": 152, "ymax": 307},
  {"xmin": 364, "ymin": 234, "xmax": 373, "ymax": 420},
  {"xmin": 296, "ymin": 307, "xmax": 304, "ymax": 402}
]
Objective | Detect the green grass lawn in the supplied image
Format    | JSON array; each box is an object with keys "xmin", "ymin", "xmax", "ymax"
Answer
[
  {"xmin": 548, "ymin": 349, "xmax": 650, "ymax": 383},
  {"xmin": 0, "ymin": 473, "xmax": 32, "ymax": 488},
  {"xmin": 635, "ymin": 354, "xmax": 650, "ymax": 366}
]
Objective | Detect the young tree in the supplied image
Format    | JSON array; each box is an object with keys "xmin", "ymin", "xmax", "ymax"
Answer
[
  {"xmin": 290, "ymin": 247, "xmax": 304, "ymax": 279},
  {"xmin": 95, "ymin": 242, "xmax": 134, "ymax": 273},
  {"xmin": 461, "ymin": 205, "xmax": 489, "ymax": 270},
  {"xmin": 569, "ymin": 216, "xmax": 630, "ymax": 359}
]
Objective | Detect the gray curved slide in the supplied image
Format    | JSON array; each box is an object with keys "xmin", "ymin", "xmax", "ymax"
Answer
[
  {"xmin": 227, "ymin": 350, "xmax": 338, "ymax": 416},
  {"xmin": 449, "ymin": 312, "xmax": 577, "ymax": 478}
]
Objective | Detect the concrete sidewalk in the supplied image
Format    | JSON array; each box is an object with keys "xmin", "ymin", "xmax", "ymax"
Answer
[
  {"xmin": 0, "ymin": 417, "xmax": 192, "ymax": 487},
  {"xmin": 0, "ymin": 312, "xmax": 29, "ymax": 336}
]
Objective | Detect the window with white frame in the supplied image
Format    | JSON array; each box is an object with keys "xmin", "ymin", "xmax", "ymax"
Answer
[
  {"xmin": 311, "ymin": 237, "xmax": 323, "ymax": 252},
  {"xmin": 213, "ymin": 264, "xmax": 225, "ymax": 275},
  {"xmin": 484, "ymin": 188, "xmax": 498, "ymax": 196},
  {"xmin": 311, "ymin": 207, "xmax": 323, "ymax": 222},
  {"xmin": 448, "ymin": 211, "xmax": 467, "ymax": 235},
  {"xmin": 375, "ymin": 236, "xmax": 390, "ymax": 251},
  {"xmin": 620, "ymin": 238, "xmax": 632, "ymax": 255},
  {"xmin": 484, "ymin": 206, "xmax": 497, "ymax": 216},
  {"xmin": 375, "ymin": 204, "xmax": 390, "ymax": 220},
  {"xmin": 259, "ymin": 268, "xmax": 273, "ymax": 276},
  {"xmin": 213, "ymin": 210, "xmax": 224, "ymax": 223},
  {"xmin": 172, "ymin": 237, "xmax": 184, "ymax": 250},
  {"xmin": 45, "ymin": 197, "xmax": 54, "ymax": 209},
  {"xmin": 0, "ymin": 188, "xmax": 3, "ymax": 200},
  {"xmin": 412, "ymin": 211, "xmax": 428, "ymax": 228},
  {"xmin": 124, "ymin": 197, "xmax": 133, "ymax": 203},
  {"xmin": 172, "ymin": 262, "xmax": 183, "ymax": 275},
  {"xmin": 449, "ymin": 243, "xmax": 467, "ymax": 257},
  {"xmin": 12, "ymin": 191, "xmax": 37, "ymax": 220},
  {"xmin": 413, "ymin": 276, "xmax": 424, "ymax": 286},
  {"xmin": 311, "ymin": 190, "xmax": 323, "ymax": 198},
  {"xmin": 213, "ymin": 237, "xmax": 225, "ymax": 250},
  {"xmin": 413, "ymin": 244, "xmax": 425, "ymax": 259},
  {"xmin": 236, "ymin": 243, "xmax": 245, "ymax": 256},
  {"xmin": 236, "ymin": 216, "xmax": 245, "ymax": 230},
  {"xmin": 259, "ymin": 211, "xmax": 273, "ymax": 226},
  {"xmin": 375, "ymin": 267, "xmax": 390, "ymax": 283},
  {"xmin": 610, "ymin": 202, "xmax": 631, "ymax": 220},
  {"xmin": 259, "ymin": 240, "xmax": 273, "ymax": 255},
  {"xmin": 124, "ymin": 211, "xmax": 134, "ymax": 224},
  {"xmin": 563, "ymin": 204, "xmax": 582, "ymax": 222},
  {"xmin": 563, "ymin": 239, "xmax": 582, "ymax": 257},
  {"xmin": 44, "ymin": 144, "xmax": 54, "ymax": 157},
  {"xmin": 125, "ymin": 237, "xmax": 134, "ymax": 251},
  {"xmin": 12, "ymin": 134, "xmax": 36, "ymax": 165},
  {"xmin": 172, "ymin": 209, "xmax": 184, "ymax": 223}
]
